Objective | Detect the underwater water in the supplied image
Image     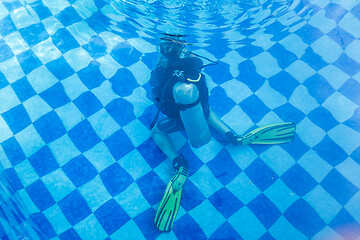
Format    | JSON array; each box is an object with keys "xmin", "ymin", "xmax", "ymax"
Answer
[{"xmin": 0, "ymin": 0, "xmax": 360, "ymax": 239}]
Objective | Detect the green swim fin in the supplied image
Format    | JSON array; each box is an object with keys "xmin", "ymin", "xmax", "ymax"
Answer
[
  {"xmin": 154, "ymin": 167, "xmax": 188, "ymax": 232},
  {"xmin": 234, "ymin": 122, "xmax": 296, "ymax": 145}
]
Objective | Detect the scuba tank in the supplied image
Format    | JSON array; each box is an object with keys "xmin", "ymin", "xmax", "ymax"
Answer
[{"xmin": 173, "ymin": 81, "xmax": 211, "ymax": 148}]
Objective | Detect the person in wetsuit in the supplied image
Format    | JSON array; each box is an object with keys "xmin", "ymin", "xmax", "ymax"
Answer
[{"xmin": 149, "ymin": 36, "xmax": 234, "ymax": 187}]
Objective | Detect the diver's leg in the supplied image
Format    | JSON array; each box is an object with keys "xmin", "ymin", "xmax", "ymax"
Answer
[
  {"xmin": 151, "ymin": 125, "xmax": 178, "ymax": 160},
  {"xmin": 206, "ymin": 109, "xmax": 232, "ymax": 136},
  {"xmin": 207, "ymin": 109, "xmax": 242, "ymax": 144},
  {"xmin": 151, "ymin": 124, "xmax": 189, "ymax": 190}
]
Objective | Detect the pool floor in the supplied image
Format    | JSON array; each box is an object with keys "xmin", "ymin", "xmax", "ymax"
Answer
[{"xmin": 0, "ymin": 0, "xmax": 360, "ymax": 239}]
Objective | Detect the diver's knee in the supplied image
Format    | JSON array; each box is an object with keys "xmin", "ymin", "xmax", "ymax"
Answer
[{"xmin": 151, "ymin": 125, "xmax": 165, "ymax": 137}]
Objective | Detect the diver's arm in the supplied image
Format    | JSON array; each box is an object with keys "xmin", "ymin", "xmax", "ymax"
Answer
[{"xmin": 207, "ymin": 110, "xmax": 232, "ymax": 136}]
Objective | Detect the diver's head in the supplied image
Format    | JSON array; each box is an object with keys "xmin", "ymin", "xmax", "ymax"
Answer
[{"xmin": 160, "ymin": 36, "xmax": 185, "ymax": 60}]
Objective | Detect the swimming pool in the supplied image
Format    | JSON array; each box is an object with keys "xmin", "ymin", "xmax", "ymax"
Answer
[{"xmin": 0, "ymin": 0, "xmax": 359, "ymax": 239}]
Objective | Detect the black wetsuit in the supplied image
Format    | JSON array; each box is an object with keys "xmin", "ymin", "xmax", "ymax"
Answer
[{"xmin": 150, "ymin": 57, "xmax": 210, "ymax": 133}]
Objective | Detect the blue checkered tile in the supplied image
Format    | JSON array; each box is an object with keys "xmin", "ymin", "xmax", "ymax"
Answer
[{"xmin": 0, "ymin": 0, "xmax": 360, "ymax": 239}]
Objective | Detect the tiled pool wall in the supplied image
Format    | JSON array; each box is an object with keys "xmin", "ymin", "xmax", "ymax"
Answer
[{"xmin": 0, "ymin": 0, "xmax": 360, "ymax": 239}]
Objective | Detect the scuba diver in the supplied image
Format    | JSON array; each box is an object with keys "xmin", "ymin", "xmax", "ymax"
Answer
[{"xmin": 150, "ymin": 34, "xmax": 296, "ymax": 232}]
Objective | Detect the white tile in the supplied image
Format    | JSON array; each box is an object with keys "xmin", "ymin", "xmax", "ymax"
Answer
[
  {"xmin": 43, "ymin": 16, "xmax": 64, "ymax": 36},
  {"xmin": 27, "ymin": 66, "xmax": 58, "ymax": 93},
  {"xmin": 312, "ymin": 226, "xmax": 343, "ymax": 240},
  {"xmin": 296, "ymin": 117, "xmax": 326, "ymax": 148},
  {"xmin": 191, "ymin": 138, "xmax": 223, "ymax": 163},
  {"xmin": 0, "ymin": 116, "xmax": 13, "ymax": 143},
  {"xmin": 0, "ymin": 86, "xmax": 21, "ymax": 114},
  {"xmin": 0, "ymin": 57, "xmax": 25, "ymax": 83},
  {"xmin": 127, "ymin": 61, "xmax": 151, "ymax": 85},
  {"xmin": 14, "ymin": 159, "xmax": 39, "ymax": 188},
  {"xmin": 257, "ymin": 111, "xmax": 284, "ymax": 126},
  {"xmin": 128, "ymin": 38, "xmax": 157, "ymax": 53},
  {"xmin": 311, "ymin": 35, "xmax": 343, "ymax": 63},
  {"xmin": 96, "ymin": 55, "xmax": 121, "ymax": 79},
  {"xmin": 72, "ymin": 0, "xmax": 97, "ymax": 19},
  {"xmin": 3, "ymin": 32, "xmax": 30, "ymax": 55},
  {"xmin": 0, "ymin": 146, "xmax": 11, "ymax": 169},
  {"xmin": 67, "ymin": 21, "xmax": 96, "ymax": 45},
  {"xmin": 15, "ymin": 125, "xmax": 45, "ymax": 158},
  {"xmin": 41, "ymin": 169, "xmax": 76, "ymax": 202},
  {"xmin": 332, "ymin": 0, "xmax": 359, "ymax": 10},
  {"xmin": 278, "ymin": 11, "xmax": 302, "ymax": 26},
  {"xmin": 123, "ymin": 119, "xmax": 150, "ymax": 148},
  {"xmin": 99, "ymin": 31, "xmax": 125, "ymax": 53},
  {"xmin": 260, "ymin": 145, "xmax": 296, "ymax": 176},
  {"xmin": 345, "ymin": 192, "xmax": 360, "ymax": 223},
  {"xmin": 345, "ymin": 39, "xmax": 360, "ymax": 63},
  {"xmin": 308, "ymin": 10, "xmax": 336, "ymax": 33},
  {"xmin": 73, "ymin": 214, "xmax": 108, "ymax": 240},
  {"xmin": 101, "ymin": 2, "xmax": 126, "ymax": 22},
  {"xmin": 42, "ymin": 0, "xmax": 70, "ymax": 15},
  {"xmin": 336, "ymin": 158, "xmax": 360, "ymax": 188},
  {"xmin": 251, "ymin": 51, "xmax": 281, "ymax": 78},
  {"xmin": 152, "ymin": 158, "xmax": 174, "ymax": 184},
  {"xmin": 223, "ymin": 30, "xmax": 246, "ymax": 49},
  {"xmin": 10, "ymin": 7, "xmax": 39, "ymax": 29},
  {"xmin": 48, "ymin": 134, "xmax": 81, "ymax": 167},
  {"xmin": 118, "ymin": 149, "xmax": 151, "ymax": 181},
  {"xmin": 322, "ymin": 92, "xmax": 357, "ymax": 122},
  {"xmin": 17, "ymin": 189, "xmax": 40, "ymax": 213},
  {"xmin": 289, "ymin": 85, "xmax": 319, "ymax": 114},
  {"xmin": 43, "ymin": 204, "xmax": 71, "ymax": 235},
  {"xmin": 328, "ymin": 124, "xmax": 360, "ymax": 155},
  {"xmin": 228, "ymin": 207, "xmax": 266, "ymax": 240},
  {"xmin": 308, "ymin": 0, "xmax": 330, "ymax": 8},
  {"xmin": 279, "ymin": 33, "xmax": 308, "ymax": 58},
  {"xmin": 298, "ymin": 150, "xmax": 332, "ymax": 183},
  {"xmin": 303, "ymin": 185, "xmax": 342, "ymax": 224},
  {"xmin": 250, "ymin": 29, "xmax": 276, "ymax": 51},
  {"xmin": 0, "ymin": 2, "xmax": 8, "ymax": 21},
  {"xmin": 354, "ymin": 71, "xmax": 360, "ymax": 83},
  {"xmin": 221, "ymin": 105, "xmax": 254, "ymax": 135},
  {"xmin": 255, "ymin": 81, "xmax": 287, "ymax": 110},
  {"xmin": 220, "ymin": 50, "xmax": 246, "ymax": 77},
  {"xmin": 55, "ymin": 102, "xmax": 84, "ymax": 131},
  {"xmin": 111, "ymin": 220, "xmax": 146, "ymax": 240},
  {"xmin": 78, "ymin": 175, "xmax": 112, "ymax": 212},
  {"xmin": 268, "ymin": 216, "xmax": 307, "ymax": 240},
  {"xmin": 91, "ymin": 80, "xmax": 119, "ymax": 106},
  {"xmin": 286, "ymin": 60, "xmax": 316, "ymax": 83},
  {"xmin": 190, "ymin": 165, "xmax": 223, "ymax": 198},
  {"xmin": 32, "ymin": 38, "xmax": 62, "ymax": 64},
  {"xmin": 264, "ymin": 179, "xmax": 299, "ymax": 213},
  {"xmin": 318, "ymin": 65, "xmax": 349, "ymax": 89},
  {"xmin": 123, "ymin": 87, "xmax": 153, "ymax": 117},
  {"xmin": 63, "ymin": 47, "xmax": 92, "ymax": 72},
  {"xmin": 338, "ymin": 12, "xmax": 360, "ymax": 38},
  {"xmin": 88, "ymin": 108, "xmax": 120, "ymax": 140},
  {"xmin": 220, "ymin": 79, "xmax": 252, "ymax": 104},
  {"xmin": 83, "ymin": 142, "xmax": 115, "ymax": 172},
  {"xmin": 227, "ymin": 172, "xmax": 261, "ymax": 204},
  {"xmin": 61, "ymin": 74, "xmax": 88, "ymax": 100},
  {"xmin": 289, "ymin": 20, "xmax": 308, "ymax": 33},
  {"xmin": 115, "ymin": 182, "xmax": 150, "ymax": 218},
  {"xmin": 189, "ymin": 200, "xmax": 226, "ymax": 237},
  {"xmin": 23, "ymin": 95, "xmax": 52, "ymax": 122},
  {"xmin": 226, "ymin": 144, "xmax": 258, "ymax": 170}
]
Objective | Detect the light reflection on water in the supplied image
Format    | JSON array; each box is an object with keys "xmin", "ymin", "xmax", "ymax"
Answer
[{"xmin": 101, "ymin": 0, "xmax": 295, "ymax": 42}]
